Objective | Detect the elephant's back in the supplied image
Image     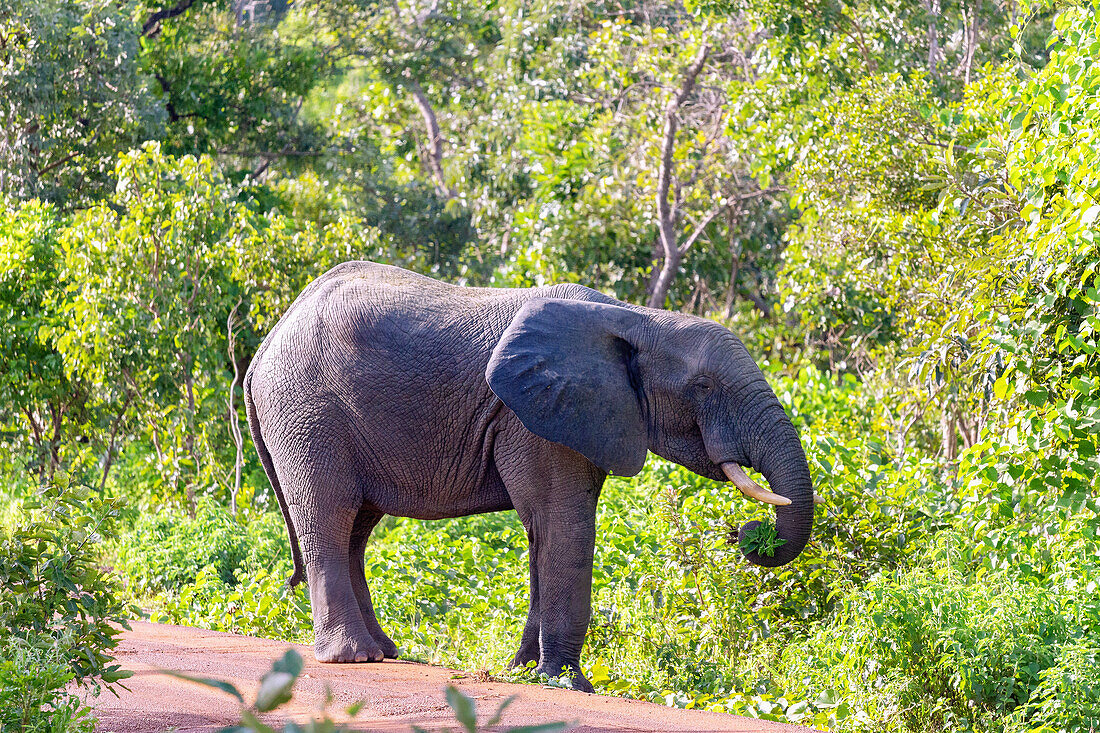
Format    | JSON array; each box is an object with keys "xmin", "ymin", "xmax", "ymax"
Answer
[{"xmin": 251, "ymin": 260, "xmax": 622, "ymax": 395}]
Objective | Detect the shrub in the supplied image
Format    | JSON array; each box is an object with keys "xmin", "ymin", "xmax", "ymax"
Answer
[
  {"xmin": 0, "ymin": 480, "xmax": 134, "ymax": 732},
  {"xmin": 775, "ymin": 530, "xmax": 1100, "ymax": 733},
  {"xmin": 0, "ymin": 638, "xmax": 94, "ymax": 733},
  {"xmin": 113, "ymin": 498, "xmax": 292, "ymax": 600},
  {"xmin": 0, "ymin": 480, "xmax": 133, "ymax": 687},
  {"xmin": 153, "ymin": 566, "xmax": 313, "ymax": 643}
]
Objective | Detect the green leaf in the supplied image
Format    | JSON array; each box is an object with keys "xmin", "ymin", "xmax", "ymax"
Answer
[
  {"xmin": 255, "ymin": 671, "xmax": 296, "ymax": 712},
  {"xmin": 444, "ymin": 686, "xmax": 478, "ymax": 733},
  {"xmin": 239, "ymin": 709, "xmax": 276, "ymax": 733},
  {"xmin": 271, "ymin": 649, "xmax": 304, "ymax": 678},
  {"xmin": 484, "ymin": 695, "xmax": 516, "ymax": 728},
  {"xmin": 165, "ymin": 671, "xmax": 244, "ymax": 703}
]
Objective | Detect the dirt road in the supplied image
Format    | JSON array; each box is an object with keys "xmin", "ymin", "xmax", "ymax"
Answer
[{"xmin": 91, "ymin": 621, "xmax": 815, "ymax": 733}]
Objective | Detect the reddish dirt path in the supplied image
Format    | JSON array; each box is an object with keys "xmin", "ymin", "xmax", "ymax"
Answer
[{"xmin": 91, "ymin": 621, "xmax": 815, "ymax": 733}]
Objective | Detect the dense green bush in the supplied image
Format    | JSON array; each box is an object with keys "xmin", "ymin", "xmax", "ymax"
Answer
[
  {"xmin": 0, "ymin": 640, "xmax": 94, "ymax": 733},
  {"xmin": 114, "ymin": 499, "xmax": 315, "ymax": 641},
  {"xmin": 0, "ymin": 481, "xmax": 133, "ymax": 731},
  {"xmin": 113, "ymin": 498, "xmax": 290, "ymax": 596}
]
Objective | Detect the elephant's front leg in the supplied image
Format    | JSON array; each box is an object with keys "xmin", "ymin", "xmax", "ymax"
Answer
[
  {"xmin": 511, "ymin": 530, "xmax": 541, "ymax": 669},
  {"xmin": 530, "ymin": 507, "xmax": 597, "ymax": 692},
  {"xmin": 498, "ymin": 431, "xmax": 603, "ymax": 693}
]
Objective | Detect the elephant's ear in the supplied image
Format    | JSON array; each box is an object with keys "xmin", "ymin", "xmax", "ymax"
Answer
[{"xmin": 486, "ymin": 298, "xmax": 648, "ymax": 476}]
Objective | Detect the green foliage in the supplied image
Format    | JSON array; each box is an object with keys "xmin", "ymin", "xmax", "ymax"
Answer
[
  {"xmin": 0, "ymin": 640, "xmax": 95, "ymax": 733},
  {"xmin": 0, "ymin": 481, "xmax": 134, "ymax": 687},
  {"xmin": 170, "ymin": 648, "xmax": 363, "ymax": 732},
  {"xmin": 0, "ymin": 199, "xmax": 86, "ymax": 481},
  {"xmin": 0, "ymin": 481, "xmax": 134, "ymax": 732},
  {"xmin": 113, "ymin": 499, "xmax": 313, "ymax": 641},
  {"xmin": 414, "ymin": 686, "xmax": 567, "ymax": 733},
  {"xmin": 114, "ymin": 498, "xmax": 287, "ymax": 594},
  {"xmin": 153, "ymin": 566, "xmax": 314, "ymax": 643},
  {"xmin": 740, "ymin": 520, "xmax": 786, "ymax": 557},
  {"xmin": 0, "ymin": 0, "xmax": 163, "ymax": 204},
  {"xmin": 173, "ymin": 647, "xmax": 566, "ymax": 733},
  {"xmin": 143, "ymin": 0, "xmax": 330, "ymax": 168},
  {"xmin": 780, "ymin": 538, "xmax": 1075, "ymax": 731}
]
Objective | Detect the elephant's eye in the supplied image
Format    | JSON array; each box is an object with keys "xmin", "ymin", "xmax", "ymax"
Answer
[{"xmin": 690, "ymin": 376, "xmax": 716, "ymax": 395}]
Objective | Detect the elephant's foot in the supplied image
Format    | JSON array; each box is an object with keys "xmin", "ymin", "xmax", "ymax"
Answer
[
  {"xmin": 509, "ymin": 640, "xmax": 540, "ymax": 670},
  {"xmin": 536, "ymin": 660, "xmax": 593, "ymax": 693},
  {"xmin": 314, "ymin": 628, "xmax": 385, "ymax": 663},
  {"xmin": 367, "ymin": 626, "xmax": 399, "ymax": 659}
]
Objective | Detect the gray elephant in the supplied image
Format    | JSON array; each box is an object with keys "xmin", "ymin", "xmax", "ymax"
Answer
[{"xmin": 244, "ymin": 260, "xmax": 815, "ymax": 692}]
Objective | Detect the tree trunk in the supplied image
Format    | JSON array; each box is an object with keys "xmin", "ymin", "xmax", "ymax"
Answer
[
  {"xmin": 924, "ymin": 0, "xmax": 941, "ymax": 76},
  {"xmin": 408, "ymin": 79, "xmax": 455, "ymax": 200},
  {"xmin": 646, "ymin": 45, "xmax": 709, "ymax": 309},
  {"xmin": 227, "ymin": 302, "xmax": 244, "ymax": 516},
  {"xmin": 99, "ymin": 392, "xmax": 133, "ymax": 492},
  {"xmin": 46, "ymin": 401, "xmax": 64, "ymax": 480}
]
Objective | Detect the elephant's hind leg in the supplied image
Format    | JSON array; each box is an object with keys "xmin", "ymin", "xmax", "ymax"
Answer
[
  {"xmin": 350, "ymin": 506, "xmax": 399, "ymax": 658},
  {"xmin": 275, "ymin": 445, "xmax": 384, "ymax": 664}
]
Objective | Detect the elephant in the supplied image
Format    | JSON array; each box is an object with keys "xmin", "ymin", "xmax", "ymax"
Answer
[{"xmin": 243, "ymin": 260, "xmax": 815, "ymax": 692}]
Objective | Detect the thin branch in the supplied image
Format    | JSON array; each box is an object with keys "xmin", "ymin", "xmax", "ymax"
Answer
[{"xmin": 678, "ymin": 207, "xmax": 721, "ymax": 256}]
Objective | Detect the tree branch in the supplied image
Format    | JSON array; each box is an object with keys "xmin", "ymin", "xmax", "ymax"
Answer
[
  {"xmin": 647, "ymin": 43, "xmax": 710, "ymax": 309},
  {"xmin": 678, "ymin": 207, "xmax": 721, "ymax": 257},
  {"xmin": 143, "ymin": 0, "xmax": 197, "ymax": 36},
  {"xmin": 407, "ymin": 78, "xmax": 456, "ymax": 200},
  {"xmin": 98, "ymin": 391, "xmax": 133, "ymax": 493},
  {"xmin": 656, "ymin": 44, "xmax": 709, "ymax": 263}
]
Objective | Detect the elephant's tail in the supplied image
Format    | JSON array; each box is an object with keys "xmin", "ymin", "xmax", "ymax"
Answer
[{"xmin": 244, "ymin": 368, "xmax": 306, "ymax": 587}]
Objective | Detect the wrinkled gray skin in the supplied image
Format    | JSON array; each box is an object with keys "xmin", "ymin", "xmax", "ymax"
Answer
[{"xmin": 244, "ymin": 261, "xmax": 814, "ymax": 692}]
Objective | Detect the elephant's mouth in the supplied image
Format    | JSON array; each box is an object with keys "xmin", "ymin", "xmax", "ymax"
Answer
[{"xmin": 719, "ymin": 461, "xmax": 825, "ymax": 507}]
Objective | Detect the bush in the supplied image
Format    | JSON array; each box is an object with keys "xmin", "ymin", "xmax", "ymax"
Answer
[
  {"xmin": 0, "ymin": 639, "xmax": 94, "ymax": 733},
  {"xmin": 774, "ymin": 530, "xmax": 1100, "ymax": 733},
  {"xmin": 0, "ymin": 480, "xmax": 134, "ymax": 732},
  {"xmin": 0, "ymin": 480, "xmax": 133, "ymax": 687},
  {"xmin": 113, "ymin": 498, "xmax": 292, "ymax": 600},
  {"xmin": 153, "ymin": 566, "xmax": 313, "ymax": 643}
]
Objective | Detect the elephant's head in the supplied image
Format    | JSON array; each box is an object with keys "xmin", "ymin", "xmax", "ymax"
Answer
[{"xmin": 485, "ymin": 297, "xmax": 814, "ymax": 567}]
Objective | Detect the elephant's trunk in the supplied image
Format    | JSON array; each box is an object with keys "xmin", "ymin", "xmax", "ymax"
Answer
[{"xmin": 735, "ymin": 407, "xmax": 814, "ymax": 568}]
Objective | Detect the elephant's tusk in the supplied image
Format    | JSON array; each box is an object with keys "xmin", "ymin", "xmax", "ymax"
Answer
[
  {"xmin": 720, "ymin": 462, "xmax": 792, "ymax": 506},
  {"xmin": 814, "ymin": 493, "xmax": 825, "ymax": 505}
]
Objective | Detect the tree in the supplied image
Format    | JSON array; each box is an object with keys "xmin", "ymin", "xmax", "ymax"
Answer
[
  {"xmin": 0, "ymin": 0, "xmax": 163, "ymax": 205},
  {"xmin": 141, "ymin": 0, "xmax": 333, "ymax": 179},
  {"xmin": 0, "ymin": 200, "xmax": 87, "ymax": 482}
]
